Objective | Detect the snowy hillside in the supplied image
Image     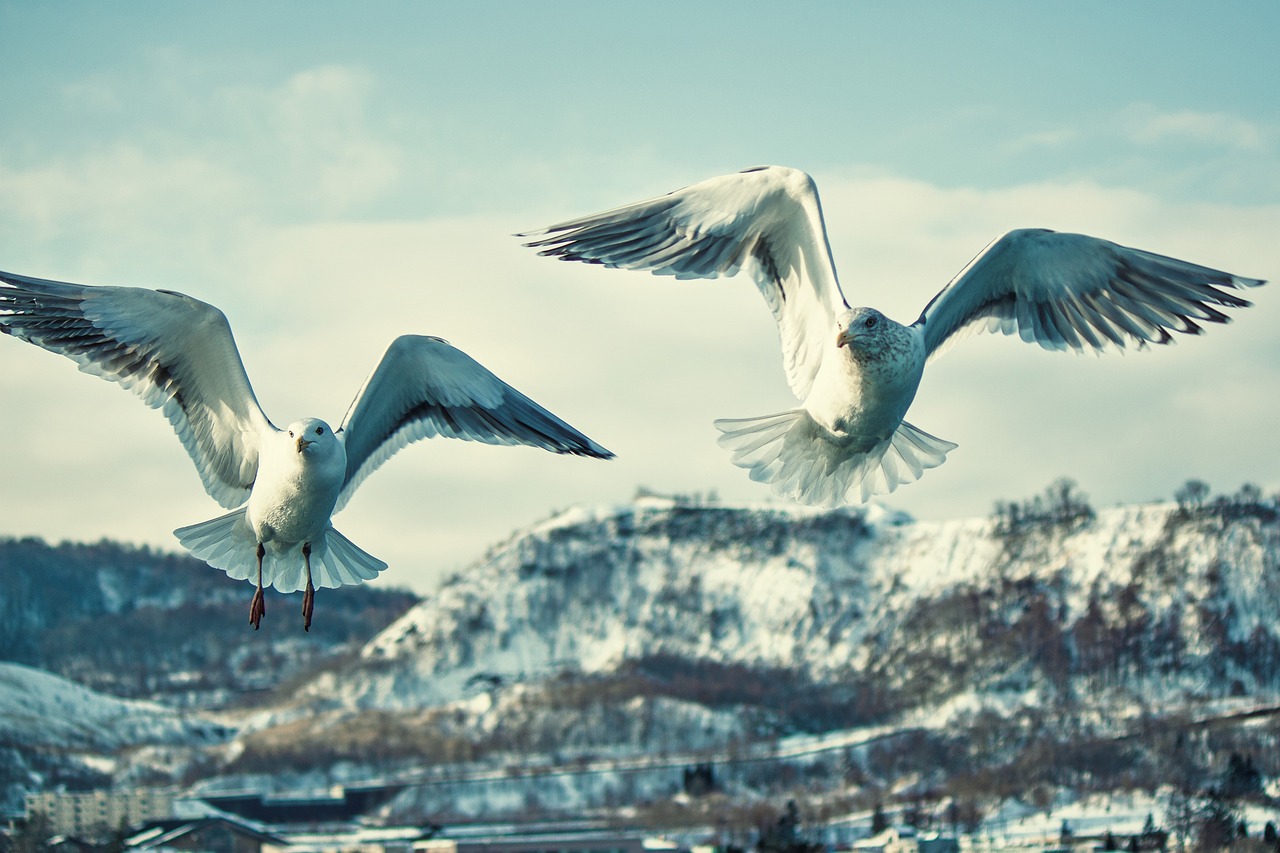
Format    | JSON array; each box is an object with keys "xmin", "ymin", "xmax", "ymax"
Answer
[
  {"xmin": 211, "ymin": 486, "xmax": 1280, "ymax": 823},
  {"xmin": 0, "ymin": 662, "xmax": 227, "ymax": 751},
  {"xmin": 278, "ymin": 490, "xmax": 1280, "ymax": 720},
  {"xmin": 0, "ymin": 662, "xmax": 233, "ymax": 811},
  {"xmin": 5, "ymin": 485, "xmax": 1279, "ymax": 826}
]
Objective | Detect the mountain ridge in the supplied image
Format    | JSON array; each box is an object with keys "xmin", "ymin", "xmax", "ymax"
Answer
[
  {"xmin": 280, "ymin": 489, "xmax": 1280, "ymax": 724},
  {"xmin": 4, "ymin": 482, "xmax": 1279, "ymax": 826}
]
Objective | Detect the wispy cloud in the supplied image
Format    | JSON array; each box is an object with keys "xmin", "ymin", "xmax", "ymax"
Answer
[
  {"xmin": 1122, "ymin": 103, "xmax": 1268, "ymax": 150},
  {"xmin": 4, "ymin": 59, "xmax": 405, "ymax": 240},
  {"xmin": 1004, "ymin": 103, "xmax": 1272, "ymax": 159},
  {"xmin": 216, "ymin": 65, "xmax": 405, "ymax": 215}
]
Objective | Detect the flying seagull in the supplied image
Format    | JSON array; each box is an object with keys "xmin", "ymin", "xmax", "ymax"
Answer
[
  {"xmin": 0, "ymin": 270, "xmax": 613, "ymax": 630},
  {"xmin": 521, "ymin": 165, "xmax": 1265, "ymax": 507}
]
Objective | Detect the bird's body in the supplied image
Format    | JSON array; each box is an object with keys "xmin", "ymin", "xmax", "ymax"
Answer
[
  {"xmin": 0, "ymin": 271, "xmax": 613, "ymax": 629},
  {"xmin": 713, "ymin": 307, "xmax": 946, "ymax": 505},
  {"xmin": 819, "ymin": 308, "xmax": 924, "ymax": 440},
  {"xmin": 522, "ymin": 165, "xmax": 1264, "ymax": 506},
  {"xmin": 246, "ymin": 419, "xmax": 345, "ymax": 551}
]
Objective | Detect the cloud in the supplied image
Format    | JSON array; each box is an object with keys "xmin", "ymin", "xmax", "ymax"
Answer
[
  {"xmin": 0, "ymin": 60, "xmax": 404, "ymax": 259},
  {"xmin": 991, "ymin": 104, "xmax": 1277, "ymax": 204},
  {"xmin": 0, "ymin": 148, "xmax": 247, "ymax": 246},
  {"xmin": 1005, "ymin": 104, "xmax": 1271, "ymax": 155},
  {"xmin": 1002, "ymin": 127, "xmax": 1085, "ymax": 155},
  {"xmin": 215, "ymin": 65, "xmax": 404, "ymax": 216},
  {"xmin": 1122, "ymin": 103, "xmax": 1268, "ymax": 151},
  {"xmin": 60, "ymin": 76, "xmax": 123, "ymax": 112}
]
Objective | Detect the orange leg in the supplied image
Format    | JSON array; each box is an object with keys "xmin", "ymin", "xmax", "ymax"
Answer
[
  {"xmin": 302, "ymin": 542, "xmax": 315, "ymax": 632},
  {"xmin": 249, "ymin": 543, "xmax": 266, "ymax": 630}
]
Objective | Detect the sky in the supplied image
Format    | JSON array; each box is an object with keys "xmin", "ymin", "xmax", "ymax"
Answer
[{"xmin": 0, "ymin": 2, "xmax": 1277, "ymax": 595}]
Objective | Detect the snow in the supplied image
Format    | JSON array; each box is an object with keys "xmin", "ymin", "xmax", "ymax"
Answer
[
  {"xmin": 975, "ymin": 790, "xmax": 1165, "ymax": 846},
  {"xmin": 7, "ymin": 494, "xmax": 1280, "ymax": 826},
  {"xmin": 0, "ymin": 662, "xmax": 224, "ymax": 751},
  {"xmin": 313, "ymin": 496, "xmax": 1280, "ymax": 721}
]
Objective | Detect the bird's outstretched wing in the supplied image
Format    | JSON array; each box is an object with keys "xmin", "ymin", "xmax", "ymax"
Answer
[
  {"xmin": 335, "ymin": 335, "xmax": 613, "ymax": 511},
  {"xmin": 520, "ymin": 165, "xmax": 850, "ymax": 400},
  {"xmin": 914, "ymin": 228, "xmax": 1266, "ymax": 359},
  {"xmin": 0, "ymin": 270, "xmax": 274, "ymax": 509}
]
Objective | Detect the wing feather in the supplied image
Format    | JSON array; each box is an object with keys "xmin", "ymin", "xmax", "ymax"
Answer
[
  {"xmin": 520, "ymin": 165, "xmax": 850, "ymax": 400},
  {"xmin": 915, "ymin": 228, "xmax": 1265, "ymax": 359},
  {"xmin": 0, "ymin": 270, "xmax": 273, "ymax": 508},
  {"xmin": 335, "ymin": 335, "xmax": 612, "ymax": 511}
]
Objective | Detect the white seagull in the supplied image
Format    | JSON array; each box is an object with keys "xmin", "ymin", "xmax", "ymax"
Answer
[
  {"xmin": 0, "ymin": 270, "xmax": 613, "ymax": 630},
  {"xmin": 521, "ymin": 165, "xmax": 1265, "ymax": 507}
]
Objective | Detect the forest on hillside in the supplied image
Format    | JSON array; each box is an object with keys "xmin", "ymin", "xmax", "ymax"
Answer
[{"xmin": 0, "ymin": 537, "xmax": 418, "ymax": 706}]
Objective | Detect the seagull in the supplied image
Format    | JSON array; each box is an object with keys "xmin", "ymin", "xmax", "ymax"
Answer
[
  {"xmin": 0, "ymin": 270, "xmax": 613, "ymax": 630},
  {"xmin": 520, "ymin": 165, "xmax": 1265, "ymax": 507}
]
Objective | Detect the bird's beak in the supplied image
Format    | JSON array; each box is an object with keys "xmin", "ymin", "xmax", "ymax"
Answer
[
  {"xmin": 836, "ymin": 328, "xmax": 854, "ymax": 349},
  {"xmin": 296, "ymin": 436, "xmax": 314, "ymax": 453}
]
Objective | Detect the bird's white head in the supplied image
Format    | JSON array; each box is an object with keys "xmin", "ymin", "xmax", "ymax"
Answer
[
  {"xmin": 835, "ymin": 307, "xmax": 900, "ymax": 358},
  {"xmin": 285, "ymin": 417, "xmax": 340, "ymax": 460}
]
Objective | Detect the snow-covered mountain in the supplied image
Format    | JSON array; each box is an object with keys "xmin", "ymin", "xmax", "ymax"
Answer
[
  {"xmin": 6, "ymin": 484, "xmax": 1280, "ymax": 823},
  {"xmin": 277, "ymin": 490, "xmax": 1280, "ymax": 721},
  {"xmin": 0, "ymin": 662, "xmax": 232, "ymax": 811},
  {"xmin": 0, "ymin": 662, "xmax": 228, "ymax": 752}
]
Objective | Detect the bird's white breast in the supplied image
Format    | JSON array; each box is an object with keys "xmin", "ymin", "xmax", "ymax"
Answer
[
  {"xmin": 246, "ymin": 433, "xmax": 346, "ymax": 547},
  {"xmin": 805, "ymin": 324, "xmax": 925, "ymax": 447}
]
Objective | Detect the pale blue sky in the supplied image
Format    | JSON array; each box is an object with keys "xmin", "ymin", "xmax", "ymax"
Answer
[{"xmin": 1, "ymin": 2, "xmax": 1277, "ymax": 593}]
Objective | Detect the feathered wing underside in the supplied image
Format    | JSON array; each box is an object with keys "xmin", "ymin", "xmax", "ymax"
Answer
[
  {"xmin": 521, "ymin": 165, "xmax": 850, "ymax": 399},
  {"xmin": 334, "ymin": 335, "xmax": 613, "ymax": 511},
  {"xmin": 173, "ymin": 510, "xmax": 387, "ymax": 592},
  {"xmin": 713, "ymin": 409, "xmax": 957, "ymax": 506},
  {"xmin": 0, "ymin": 270, "xmax": 274, "ymax": 508},
  {"xmin": 915, "ymin": 229, "xmax": 1267, "ymax": 360}
]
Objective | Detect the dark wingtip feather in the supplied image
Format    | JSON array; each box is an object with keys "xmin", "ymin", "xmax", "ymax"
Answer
[{"xmin": 570, "ymin": 442, "xmax": 615, "ymax": 460}]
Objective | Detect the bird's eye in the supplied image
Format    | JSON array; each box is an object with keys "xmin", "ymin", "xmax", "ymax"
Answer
[
  {"xmin": 865, "ymin": 316, "xmax": 878, "ymax": 328},
  {"xmin": 288, "ymin": 430, "xmax": 294, "ymax": 438},
  {"xmin": 315, "ymin": 426, "xmax": 324, "ymax": 435}
]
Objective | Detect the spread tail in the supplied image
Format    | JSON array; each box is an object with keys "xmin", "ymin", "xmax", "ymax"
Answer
[
  {"xmin": 174, "ymin": 509, "xmax": 388, "ymax": 593},
  {"xmin": 714, "ymin": 410, "xmax": 957, "ymax": 506},
  {"xmin": 173, "ymin": 508, "xmax": 259, "ymax": 582}
]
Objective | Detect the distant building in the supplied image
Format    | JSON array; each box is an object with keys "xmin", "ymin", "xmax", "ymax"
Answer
[
  {"xmin": 198, "ymin": 782, "xmax": 403, "ymax": 826},
  {"xmin": 24, "ymin": 788, "xmax": 175, "ymax": 840},
  {"xmin": 415, "ymin": 832, "xmax": 651, "ymax": 853},
  {"xmin": 853, "ymin": 826, "xmax": 915, "ymax": 853},
  {"xmin": 45, "ymin": 836, "xmax": 101, "ymax": 852},
  {"xmin": 851, "ymin": 827, "xmax": 959, "ymax": 853},
  {"xmin": 918, "ymin": 834, "xmax": 959, "ymax": 853},
  {"xmin": 125, "ymin": 815, "xmax": 288, "ymax": 851}
]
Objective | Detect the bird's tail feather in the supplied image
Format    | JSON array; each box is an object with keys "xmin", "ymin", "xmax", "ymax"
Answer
[
  {"xmin": 173, "ymin": 508, "xmax": 259, "ymax": 582},
  {"xmin": 173, "ymin": 510, "xmax": 388, "ymax": 593},
  {"xmin": 314, "ymin": 527, "xmax": 389, "ymax": 589},
  {"xmin": 714, "ymin": 410, "xmax": 957, "ymax": 506}
]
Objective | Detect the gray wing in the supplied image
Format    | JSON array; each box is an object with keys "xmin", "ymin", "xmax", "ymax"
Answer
[
  {"xmin": 915, "ymin": 228, "xmax": 1266, "ymax": 359},
  {"xmin": 335, "ymin": 335, "xmax": 613, "ymax": 512},
  {"xmin": 0, "ymin": 270, "xmax": 274, "ymax": 508},
  {"xmin": 520, "ymin": 165, "xmax": 850, "ymax": 400}
]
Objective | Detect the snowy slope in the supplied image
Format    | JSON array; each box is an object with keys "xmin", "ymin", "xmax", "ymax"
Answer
[
  {"xmin": 6, "ymin": 493, "xmax": 1279, "ymax": 822},
  {"xmin": 0, "ymin": 662, "xmax": 229, "ymax": 751},
  {"xmin": 272, "ymin": 495, "xmax": 1280, "ymax": 721}
]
